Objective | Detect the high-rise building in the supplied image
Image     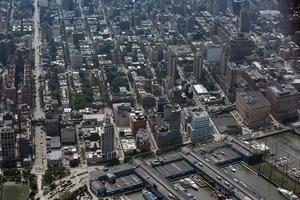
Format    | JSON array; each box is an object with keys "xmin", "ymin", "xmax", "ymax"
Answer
[
  {"xmin": 151, "ymin": 79, "xmax": 162, "ymax": 96},
  {"xmin": 209, "ymin": 0, "xmax": 228, "ymax": 15},
  {"xmin": 136, "ymin": 129, "xmax": 150, "ymax": 151},
  {"xmin": 220, "ymin": 62, "xmax": 242, "ymax": 102},
  {"xmin": 130, "ymin": 112, "xmax": 146, "ymax": 136},
  {"xmin": 0, "ymin": 127, "xmax": 16, "ymax": 167},
  {"xmin": 21, "ymin": 60, "xmax": 32, "ymax": 106},
  {"xmin": 228, "ymin": 33, "xmax": 253, "ymax": 62},
  {"xmin": 61, "ymin": 126, "xmax": 76, "ymax": 144},
  {"xmin": 265, "ymin": 85, "xmax": 300, "ymax": 120},
  {"xmin": 169, "ymin": 104, "xmax": 181, "ymax": 132},
  {"xmin": 209, "ymin": 0, "xmax": 219, "ymax": 15},
  {"xmin": 141, "ymin": 93, "xmax": 156, "ymax": 110},
  {"xmin": 202, "ymin": 42, "xmax": 223, "ymax": 63},
  {"xmin": 187, "ymin": 111, "xmax": 213, "ymax": 142},
  {"xmin": 4, "ymin": 59, "xmax": 17, "ymax": 111},
  {"xmin": 193, "ymin": 52, "xmax": 203, "ymax": 80},
  {"xmin": 0, "ymin": 39, "xmax": 14, "ymax": 65},
  {"xmin": 239, "ymin": 8, "xmax": 251, "ymax": 32},
  {"xmin": 167, "ymin": 49, "xmax": 177, "ymax": 88},
  {"xmin": 156, "ymin": 95, "xmax": 168, "ymax": 114},
  {"xmin": 70, "ymin": 50, "xmax": 83, "ymax": 68},
  {"xmin": 113, "ymin": 103, "xmax": 132, "ymax": 127},
  {"xmin": 40, "ymin": 0, "xmax": 49, "ymax": 7},
  {"xmin": 101, "ymin": 117, "xmax": 116, "ymax": 161},
  {"xmin": 231, "ymin": 0, "xmax": 244, "ymax": 14},
  {"xmin": 16, "ymin": 47, "xmax": 30, "ymax": 75}
]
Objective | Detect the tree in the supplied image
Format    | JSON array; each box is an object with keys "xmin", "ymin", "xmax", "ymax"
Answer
[{"xmin": 69, "ymin": 160, "xmax": 79, "ymax": 168}]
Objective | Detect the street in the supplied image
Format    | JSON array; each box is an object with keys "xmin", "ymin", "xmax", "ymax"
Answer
[{"xmin": 31, "ymin": 0, "xmax": 47, "ymax": 199}]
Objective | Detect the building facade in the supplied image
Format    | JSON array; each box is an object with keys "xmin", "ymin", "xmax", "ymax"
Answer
[
  {"xmin": 265, "ymin": 85, "xmax": 300, "ymax": 120},
  {"xmin": 187, "ymin": 111, "xmax": 213, "ymax": 142},
  {"xmin": 236, "ymin": 90, "xmax": 271, "ymax": 128}
]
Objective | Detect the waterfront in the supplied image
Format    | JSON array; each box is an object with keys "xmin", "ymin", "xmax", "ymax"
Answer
[
  {"xmin": 253, "ymin": 162, "xmax": 300, "ymax": 194},
  {"xmin": 126, "ymin": 191, "xmax": 144, "ymax": 199},
  {"xmin": 186, "ymin": 185, "xmax": 214, "ymax": 200},
  {"xmin": 224, "ymin": 163, "xmax": 287, "ymax": 200},
  {"xmin": 257, "ymin": 131, "xmax": 300, "ymax": 191},
  {"xmin": 258, "ymin": 131, "xmax": 300, "ymax": 170},
  {"xmin": 126, "ymin": 175, "xmax": 215, "ymax": 200}
]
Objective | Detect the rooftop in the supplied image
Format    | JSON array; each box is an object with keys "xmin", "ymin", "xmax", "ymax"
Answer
[
  {"xmin": 268, "ymin": 85, "xmax": 299, "ymax": 97},
  {"xmin": 239, "ymin": 90, "xmax": 270, "ymax": 109}
]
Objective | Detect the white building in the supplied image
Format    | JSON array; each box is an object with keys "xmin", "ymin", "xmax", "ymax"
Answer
[
  {"xmin": 202, "ymin": 42, "xmax": 223, "ymax": 63},
  {"xmin": 47, "ymin": 150, "xmax": 63, "ymax": 167},
  {"xmin": 187, "ymin": 111, "xmax": 213, "ymax": 142},
  {"xmin": 121, "ymin": 138, "xmax": 137, "ymax": 155}
]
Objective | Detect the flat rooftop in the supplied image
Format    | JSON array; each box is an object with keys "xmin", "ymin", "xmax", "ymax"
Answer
[
  {"xmin": 238, "ymin": 90, "xmax": 270, "ymax": 109},
  {"xmin": 90, "ymin": 163, "xmax": 133, "ymax": 181},
  {"xmin": 153, "ymin": 160, "xmax": 194, "ymax": 178},
  {"xmin": 105, "ymin": 174, "xmax": 143, "ymax": 193},
  {"xmin": 204, "ymin": 147, "xmax": 241, "ymax": 165},
  {"xmin": 269, "ymin": 85, "xmax": 298, "ymax": 97}
]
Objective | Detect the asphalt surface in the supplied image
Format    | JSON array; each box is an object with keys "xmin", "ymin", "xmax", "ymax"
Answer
[{"xmin": 31, "ymin": 0, "xmax": 47, "ymax": 199}]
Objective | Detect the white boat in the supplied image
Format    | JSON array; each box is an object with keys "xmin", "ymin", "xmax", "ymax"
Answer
[
  {"xmin": 185, "ymin": 177, "xmax": 199, "ymax": 190},
  {"xmin": 180, "ymin": 179, "xmax": 190, "ymax": 188},
  {"xmin": 142, "ymin": 189, "xmax": 158, "ymax": 200},
  {"xmin": 278, "ymin": 187, "xmax": 299, "ymax": 200},
  {"xmin": 175, "ymin": 183, "xmax": 187, "ymax": 192},
  {"xmin": 186, "ymin": 192, "xmax": 195, "ymax": 199},
  {"xmin": 231, "ymin": 167, "xmax": 236, "ymax": 172}
]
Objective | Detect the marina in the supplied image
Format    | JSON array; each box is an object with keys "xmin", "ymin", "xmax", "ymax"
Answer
[
  {"xmin": 173, "ymin": 177, "xmax": 215, "ymax": 200},
  {"xmin": 125, "ymin": 175, "xmax": 215, "ymax": 200},
  {"xmin": 223, "ymin": 163, "xmax": 288, "ymax": 200}
]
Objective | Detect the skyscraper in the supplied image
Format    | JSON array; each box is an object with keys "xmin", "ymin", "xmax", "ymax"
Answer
[
  {"xmin": 209, "ymin": 0, "xmax": 228, "ymax": 15},
  {"xmin": 167, "ymin": 49, "xmax": 177, "ymax": 88},
  {"xmin": 220, "ymin": 62, "xmax": 242, "ymax": 102},
  {"xmin": 169, "ymin": 104, "xmax": 181, "ymax": 132},
  {"xmin": 101, "ymin": 117, "xmax": 116, "ymax": 161},
  {"xmin": 239, "ymin": 8, "xmax": 251, "ymax": 32},
  {"xmin": 156, "ymin": 95, "xmax": 168, "ymax": 114},
  {"xmin": 193, "ymin": 51, "xmax": 203, "ymax": 80},
  {"xmin": 0, "ymin": 127, "xmax": 16, "ymax": 167}
]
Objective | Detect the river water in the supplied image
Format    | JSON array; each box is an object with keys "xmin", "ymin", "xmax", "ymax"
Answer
[{"xmin": 223, "ymin": 163, "xmax": 286, "ymax": 200}]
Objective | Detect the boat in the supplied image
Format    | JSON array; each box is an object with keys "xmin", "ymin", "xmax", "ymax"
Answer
[
  {"xmin": 168, "ymin": 193, "xmax": 177, "ymax": 199},
  {"xmin": 211, "ymin": 191, "xmax": 227, "ymax": 200},
  {"xmin": 278, "ymin": 187, "xmax": 299, "ymax": 200},
  {"xmin": 180, "ymin": 179, "xmax": 191, "ymax": 188},
  {"xmin": 230, "ymin": 167, "xmax": 236, "ymax": 173},
  {"xmin": 186, "ymin": 192, "xmax": 195, "ymax": 199},
  {"xmin": 142, "ymin": 189, "xmax": 158, "ymax": 200},
  {"xmin": 174, "ymin": 183, "xmax": 187, "ymax": 192},
  {"xmin": 185, "ymin": 177, "xmax": 199, "ymax": 190},
  {"xmin": 191, "ymin": 175, "xmax": 207, "ymax": 188}
]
